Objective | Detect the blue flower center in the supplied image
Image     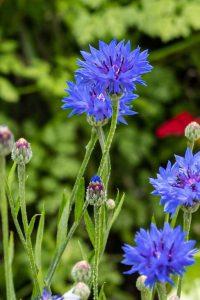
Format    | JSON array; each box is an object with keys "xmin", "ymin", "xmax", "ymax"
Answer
[{"xmin": 174, "ymin": 170, "xmax": 200, "ymax": 191}]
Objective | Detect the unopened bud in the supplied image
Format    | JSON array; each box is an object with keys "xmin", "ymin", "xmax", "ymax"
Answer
[
  {"xmin": 0, "ymin": 125, "xmax": 14, "ymax": 156},
  {"xmin": 168, "ymin": 296, "xmax": 180, "ymax": 300},
  {"xmin": 12, "ymin": 138, "xmax": 32, "ymax": 164},
  {"xmin": 136, "ymin": 275, "xmax": 147, "ymax": 292},
  {"xmin": 185, "ymin": 121, "xmax": 200, "ymax": 142},
  {"xmin": 106, "ymin": 199, "xmax": 115, "ymax": 210},
  {"xmin": 73, "ymin": 282, "xmax": 90, "ymax": 300},
  {"xmin": 87, "ymin": 116, "xmax": 109, "ymax": 127},
  {"xmin": 71, "ymin": 260, "xmax": 91, "ymax": 283},
  {"xmin": 86, "ymin": 175, "xmax": 105, "ymax": 206}
]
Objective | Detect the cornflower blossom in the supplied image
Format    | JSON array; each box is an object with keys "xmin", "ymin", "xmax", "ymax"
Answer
[
  {"xmin": 62, "ymin": 81, "xmax": 138, "ymax": 124},
  {"xmin": 150, "ymin": 148, "xmax": 200, "ymax": 214},
  {"xmin": 122, "ymin": 223, "xmax": 197, "ymax": 287},
  {"xmin": 76, "ymin": 40, "xmax": 152, "ymax": 94}
]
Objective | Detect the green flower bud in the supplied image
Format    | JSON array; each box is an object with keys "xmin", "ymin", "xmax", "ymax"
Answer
[
  {"xmin": 73, "ymin": 282, "xmax": 90, "ymax": 300},
  {"xmin": 136, "ymin": 275, "xmax": 147, "ymax": 292},
  {"xmin": 12, "ymin": 138, "xmax": 32, "ymax": 164},
  {"xmin": 106, "ymin": 199, "xmax": 116, "ymax": 210},
  {"xmin": 71, "ymin": 260, "xmax": 91, "ymax": 283},
  {"xmin": 0, "ymin": 125, "xmax": 14, "ymax": 156},
  {"xmin": 185, "ymin": 121, "xmax": 200, "ymax": 142},
  {"xmin": 87, "ymin": 116, "xmax": 109, "ymax": 127}
]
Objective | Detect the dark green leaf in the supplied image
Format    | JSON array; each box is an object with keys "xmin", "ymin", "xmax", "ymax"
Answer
[
  {"xmin": 84, "ymin": 210, "xmax": 95, "ymax": 247},
  {"xmin": 74, "ymin": 177, "xmax": 85, "ymax": 222}
]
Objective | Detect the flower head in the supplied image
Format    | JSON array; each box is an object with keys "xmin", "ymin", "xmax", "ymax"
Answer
[
  {"xmin": 0, "ymin": 125, "xmax": 14, "ymax": 156},
  {"xmin": 86, "ymin": 175, "xmax": 105, "ymax": 206},
  {"xmin": 71, "ymin": 260, "xmax": 91, "ymax": 283},
  {"xmin": 76, "ymin": 40, "xmax": 152, "ymax": 94},
  {"xmin": 122, "ymin": 223, "xmax": 197, "ymax": 288},
  {"xmin": 150, "ymin": 148, "xmax": 200, "ymax": 215},
  {"xmin": 12, "ymin": 138, "xmax": 32, "ymax": 165},
  {"xmin": 62, "ymin": 81, "xmax": 137, "ymax": 125},
  {"xmin": 72, "ymin": 282, "xmax": 90, "ymax": 300}
]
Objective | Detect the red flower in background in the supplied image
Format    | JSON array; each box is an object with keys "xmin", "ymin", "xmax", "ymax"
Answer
[{"xmin": 156, "ymin": 112, "xmax": 200, "ymax": 138}]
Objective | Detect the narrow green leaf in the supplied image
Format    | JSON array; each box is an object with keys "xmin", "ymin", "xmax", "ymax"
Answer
[
  {"xmin": 164, "ymin": 213, "xmax": 169, "ymax": 223},
  {"xmin": 107, "ymin": 193, "xmax": 125, "ymax": 232},
  {"xmin": 99, "ymin": 284, "xmax": 107, "ymax": 300},
  {"xmin": 74, "ymin": 177, "xmax": 85, "ymax": 222},
  {"xmin": 7, "ymin": 162, "xmax": 17, "ymax": 190},
  {"xmin": 170, "ymin": 207, "xmax": 180, "ymax": 228},
  {"xmin": 8, "ymin": 232, "xmax": 16, "ymax": 300},
  {"xmin": 84, "ymin": 210, "xmax": 95, "ymax": 247},
  {"xmin": 35, "ymin": 207, "xmax": 45, "ymax": 271},
  {"xmin": 151, "ymin": 214, "xmax": 157, "ymax": 225},
  {"xmin": 77, "ymin": 240, "xmax": 87, "ymax": 261},
  {"xmin": 56, "ymin": 191, "xmax": 70, "ymax": 247},
  {"xmin": 28, "ymin": 214, "xmax": 40, "ymax": 237}
]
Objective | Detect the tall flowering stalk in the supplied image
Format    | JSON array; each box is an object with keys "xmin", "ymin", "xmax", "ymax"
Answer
[{"xmin": 0, "ymin": 125, "xmax": 15, "ymax": 300}]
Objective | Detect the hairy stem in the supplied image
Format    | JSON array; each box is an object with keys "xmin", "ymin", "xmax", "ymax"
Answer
[
  {"xmin": 177, "ymin": 211, "xmax": 192, "ymax": 297},
  {"xmin": 0, "ymin": 155, "xmax": 15, "ymax": 300},
  {"xmin": 93, "ymin": 205, "xmax": 101, "ymax": 300},
  {"xmin": 157, "ymin": 283, "xmax": 167, "ymax": 300},
  {"xmin": 18, "ymin": 163, "xmax": 41, "ymax": 296}
]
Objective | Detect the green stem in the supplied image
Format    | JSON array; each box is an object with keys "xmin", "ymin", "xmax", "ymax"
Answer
[
  {"xmin": 98, "ymin": 95, "xmax": 119, "ymax": 179},
  {"xmin": 91, "ymin": 96, "xmax": 120, "ymax": 299},
  {"xmin": 177, "ymin": 211, "xmax": 192, "ymax": 297},
  {"xmin": 141, "ymin": 290, "xmax": 152, "ymax": 300},
  {"xmin": 157, "ymin": 283, "xmax": 167, "ymax": 300},
  {"xmin": 0, "ymin": 155, "xmax": 15, "ymax": 300},
  {"xmin": 93, "ymin": 205, "xmax": 100, "ymax": 300},
  {"xmin": 45, "ymin": 129, "xmax": 97, "ymax": 287},
  {"xmin": 69, "ymin": 127, "xmax": 98, "ymax": 212},
  {"xmin": 17, "ymin": 163, "xmax": 41, "ymax": 296},
  {"xmin": 45, "ymin": 201, "xmax": 89, "ymax": 287},
  {"xmin": 96, "ymin": 126, "xmax": 111, "ymax": 188}
]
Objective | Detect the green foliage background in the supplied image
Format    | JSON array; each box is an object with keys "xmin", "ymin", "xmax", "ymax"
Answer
[{"xmin": 0, "ymin": 0, "xmax": 200, "ymax": 299}]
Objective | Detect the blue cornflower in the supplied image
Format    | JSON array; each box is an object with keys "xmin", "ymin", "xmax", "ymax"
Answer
[
  {"xmin": 150, "ymin": 148, "xmax": 200, "ymax": 215},
  {"xmin": 62, "ymin": 81, "xmax": 137, "ymax": 124},
  {"xmin": 76, "ymin": 40, "xmax": 152, "ymax": 94},
  {"xmin": 122, "ymin": 223, "xmax": 197, "ymax": 288},
  {"xmin": 41, "ymin": 288, "xmax": 63, "ymax": 300}
]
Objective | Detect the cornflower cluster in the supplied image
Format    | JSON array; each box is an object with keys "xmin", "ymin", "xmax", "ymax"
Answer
[{"xmin": 62, "ymin": 40, "xmax": 152, "ymax": 125}]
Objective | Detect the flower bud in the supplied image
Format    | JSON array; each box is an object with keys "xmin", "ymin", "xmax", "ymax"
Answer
[
  {"xmin": 136, "ymin": 275, "xmax": 147, "ymax": 292},
  {"xmin": 185, "ymin": 121, "xmax": 200, "ymax": 142},
  {"xmin": 168, "ymin": 296, "xmax": 180, "ymax": 300},
  {"xmin": 12, "ymin": 138, "xmax": 32, "ymax": 164},
  {"xmin": 71, "ymin": 260, "xmax": 91, "ymax": 283},
  {"xmin": 106, "ymin": 199, "xmax": 115, "ymax": 210},
  {"xmin": 73, "ymin": 282, "xmax": 90, "ymax": 300},
  {"xmin": 0, "ymin": 125, "xmax": 14, "ymax": 156},
  {"xmin": 86, "ymin": 175, "xmax": 105, "ymax": 206},
  {"xmin": 87, "ymin": 116, "xmax": 109, "ymax": 127}
]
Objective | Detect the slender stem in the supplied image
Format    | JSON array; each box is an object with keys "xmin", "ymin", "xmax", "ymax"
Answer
[
  {"xmin": 0, "ymin": 155, "xmax": 15, "ymax": 300},
  {"xmin": 45, "ymin": 201, "xmax": 89, "ymax": 287},
  {"xmin": 141, "ymin": 290, "xmax": 152, "ymax": 300},
  {"xmin": 93, "ymin": 205, "xmax": 100, "ymax": 300},
  {"xmin": 157, "ymin": 283, "xmax": 167, "ymax": 300},
  {"xmin": 177, "ymin": 211, "xmax": 192, "ymax": 297},
  {"xmin": 69, "ymin": 127, "xmax": 98, "ymax": 212},
  {"xmin": 98, "ymin": 95, "xmax": 119, "ymax": 179},
  {"xmin": 91, "ymin": 96, "xmax": 119, "ymax": 298},
  {"xmin": 17, "ymin": 163, "xmax": 41, "ymax": 296}
]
